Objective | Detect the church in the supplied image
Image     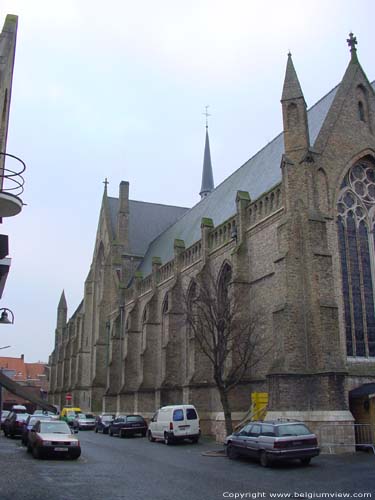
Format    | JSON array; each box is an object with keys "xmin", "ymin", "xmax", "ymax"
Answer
[{"xmin": 49, "ymin": 35, "xmax": 375, "ymax": 446}]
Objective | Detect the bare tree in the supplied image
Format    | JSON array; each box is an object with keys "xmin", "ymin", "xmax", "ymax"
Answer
[{"xmin": 184, "ymin": 265, "xmax": 265, "ymax": 436}]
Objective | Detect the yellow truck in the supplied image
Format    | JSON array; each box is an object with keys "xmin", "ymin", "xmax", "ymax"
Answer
[{"xmin": 60, "ymin": 407, "xmax": 82, "ymax": 427}]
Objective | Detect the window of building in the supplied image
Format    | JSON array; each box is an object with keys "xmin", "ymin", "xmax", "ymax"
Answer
[
  {"xmin": 337, "ymin": 158, "xmax": 375, "ymax": 357},
  {"xmin": 358, "ymin": 101, "xmax": 365, "ymax": 122}
]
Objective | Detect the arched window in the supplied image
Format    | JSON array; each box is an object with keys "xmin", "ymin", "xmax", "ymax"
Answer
[
  {"xmin": 141, "ymin": 307, "xmax": 147, "ymax": 352},
  {"xmin": 186, "ymin": 281, "xmax": 197, "ymax": 380},
  {"xmin": 356, "ymin": 85, "xmax": 368, "ymax": 123},
  {"xmin": 218, "ymin": 262, "xmax": 232, "ymax": 309},
  {"xmin": 358, "ymin": 101, "xmax": 365, "ymax": 122},
  {"xmin": 337, "ymin": 158, "xmax": 375, "ymax": 357}
]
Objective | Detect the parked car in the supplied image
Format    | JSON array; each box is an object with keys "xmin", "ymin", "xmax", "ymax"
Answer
[
  {"xmin": 0, "ymin": 410, "xmax": 10, "ymax": 430},
  {"xmin": 147, "ymin": 405, "xmax": 200, "ymax": 444},
  {"xmin": 10, "ymin": 404, "xmax": 27, "ymax": 414},
  {"xmin": 22, "ymin": 415, "xmax": 55, "ymax": 446},
  {"xmin": 224, "ymin": 420, "xmax": 320, "ymax": 467},
  {"xmin": 72, "ymin": 413, "xmax": 96, "ymax": 430},
  {"xmin": 28, "ymin": 419, "xmax": 80, "ymax": 459},
  {"xmin": 95, "ymin": 414, "xmax": 115, "ymax": 434},
  {"xmin": 33, "ymin": 410, "xmax": 57, "ymax": 418},
  {"xmin": 109, "ymin": 415, "xmax": 148, "ymax": 438},
  {"xmin": 3, "ymin": 412, "xmax": 29, "ymax": 438}
]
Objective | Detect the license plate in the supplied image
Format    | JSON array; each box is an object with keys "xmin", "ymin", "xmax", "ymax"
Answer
[{"xmin": 54, "ymin": 447, "xmax": 69, "ymax": 452}]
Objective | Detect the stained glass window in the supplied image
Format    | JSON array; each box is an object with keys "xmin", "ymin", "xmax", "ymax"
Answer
[{"xmin": 337, "ymin": 158, "xmax": 375, "ymax": 357}]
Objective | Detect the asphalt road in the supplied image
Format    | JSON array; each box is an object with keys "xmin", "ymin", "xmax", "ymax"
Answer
[{"xmin": 0, "ymin": 431, "xmax": 374, "ymax": 500}]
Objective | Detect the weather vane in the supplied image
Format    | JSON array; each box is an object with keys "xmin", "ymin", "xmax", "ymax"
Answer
[{"xmin": 203, "ymin": 105, "xmax": 211, "ymax": 129}]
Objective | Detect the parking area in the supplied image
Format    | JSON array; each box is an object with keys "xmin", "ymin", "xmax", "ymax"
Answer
[{"xmin": 1, "ymin": 431, "xmax": 374, "ymax": 500}]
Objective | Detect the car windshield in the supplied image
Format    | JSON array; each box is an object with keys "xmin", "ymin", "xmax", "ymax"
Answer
[
  {"xmin": 28, "ymin": 417, "xmax": 41, "ymax": 426},
  {"xmin": 40, "ymin": 421, "xmax": 71, "ymax": 434},
  {"xmin": 102, "ymin": 416, "xmax": 113, "ymax": 422},
  {"xmin": 66, "ymin": 411, "xmax": 76, "ymax": 416},
  {"xmin": 16, "ymin": 414, "xmax": 29, "ymax": 421},
  {"xmin": 277, "ymin": 424, "xmax": 311, "ymax": 436},
  {"xmin": 126, "ymin": 416, "xmax": 144, "ymax": 423}
]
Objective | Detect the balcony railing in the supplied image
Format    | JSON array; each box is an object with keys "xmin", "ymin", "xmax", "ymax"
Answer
[{"xmin": 0, "ymin": 152, "xmax": 26, "ymax": 217}]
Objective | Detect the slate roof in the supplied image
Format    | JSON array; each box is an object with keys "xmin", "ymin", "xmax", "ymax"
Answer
[
  {"xmin": 137, "ymin": 83, "xmax": 342, "ymax": 276},
  {"xmin": 107, "ymin": 197, "xmax": 189, "ymax": 256}
]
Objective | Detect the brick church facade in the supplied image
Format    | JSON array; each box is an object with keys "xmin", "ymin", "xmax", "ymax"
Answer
[{"xmin": 49, "ymin": 36, "xmax": 375, "ymax": 442}]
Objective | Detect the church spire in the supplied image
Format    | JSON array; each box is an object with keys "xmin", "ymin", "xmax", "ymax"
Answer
[
  {"xmin": 281, "ymin": 52, "xmax": 310, "ymax": 156},
  {"xmin": 57, "ymin": 290, "xmax": 67, "ymax": 333},
  {"xmin": 200, "ymin": 107, "xmax": 214, "ymax": 199},
  {"xmin": 281, "ymin": 52, "xmax": 305, "ymax": 102},
  {"xmin": 58, "ymin": 290, "xmax": 67, "ymax": 311}
]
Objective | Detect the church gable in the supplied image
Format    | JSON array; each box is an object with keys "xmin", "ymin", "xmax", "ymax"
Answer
[{"xmin": 313, "ymin": 43, "xmax": 375, "ymax": 160}]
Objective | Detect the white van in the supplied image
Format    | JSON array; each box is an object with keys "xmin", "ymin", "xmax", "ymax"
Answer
[{"xmin": 148, "ymin": 404, "xmax": 200, "ymax": 444}]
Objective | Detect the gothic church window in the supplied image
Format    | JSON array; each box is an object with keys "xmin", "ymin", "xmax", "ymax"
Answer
[
  {"xmin": 186, "ymin": 281, "xmax": 197, "ymax": 380},
  {"xmin": 337, "ymin": 158, "xmax": 375, "ymax": 357},
  {"xmin": 356, "ymin": 85, "xmax": 368, "ymax": 123}
]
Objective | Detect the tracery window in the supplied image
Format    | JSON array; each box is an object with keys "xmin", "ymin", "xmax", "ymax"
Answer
[{"xmin": 337, "ymin": 158, "xmax": 375, "ymax": 357}]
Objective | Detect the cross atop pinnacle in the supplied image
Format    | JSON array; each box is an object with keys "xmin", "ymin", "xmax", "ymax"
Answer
[
  {"xmin": 347, "ymin": 33, "xmax": 358, "ymax": 61},
  {"xmin": 203, "ymin": 105, "xmax": 211, "ymax": 129}
]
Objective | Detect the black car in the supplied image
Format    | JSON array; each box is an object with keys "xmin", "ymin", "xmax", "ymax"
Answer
[
  {"xmin": 95, "ymin": 414, "xmax": 114, "ymax": 434},
  {"xmin": 3, "ymin": 412, "xmax": 29, "ymax": 438},
  {"xmin": 109, "ymin": 415, "xmax": 147, "ymax": 438}
]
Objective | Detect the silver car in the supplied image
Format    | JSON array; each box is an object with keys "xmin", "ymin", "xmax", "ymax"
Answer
[
  {"xmin": 225, "ymin": 420, "xmax": 320, "ymax": 467},
  {"xmin": 73, "ymin": 413, "xmax": 96, "ymax": 430}
]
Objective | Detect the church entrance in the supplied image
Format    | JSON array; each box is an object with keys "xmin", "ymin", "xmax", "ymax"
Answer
[{"xmin": 349, "ymin": 383, "xmax": 375, "ymax": 451}]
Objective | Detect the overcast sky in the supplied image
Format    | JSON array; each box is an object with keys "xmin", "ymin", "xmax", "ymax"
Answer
[{"xmin": 0, "ymin": 0, "xmax": 373, "ymax": 362}]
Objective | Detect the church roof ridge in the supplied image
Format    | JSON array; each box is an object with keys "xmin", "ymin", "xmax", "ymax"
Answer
[{"xmin": 107, "ymin": 195, "xmax": 189, "ymax": 211}]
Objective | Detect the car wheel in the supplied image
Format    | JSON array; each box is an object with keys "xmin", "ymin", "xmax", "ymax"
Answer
[
  {"xmin": 164, "ymin": 432, "xmax": 172, "ymax": 445},
  {"xmin": 95, "ymin": 427, "xmax": 98, "ymax": 433},
  {"xmin": 148, "ymin": 430, "xmax": 155, "ymax": 442},
  {"xmin": 300, "ymin": 457, "xmax": 311, "ymax": 466},
  {"xmin": 32, "ymin": 446, "xmax": 40, "ymax": 459},
  {"xmin": 259, "ymin": 451, "xmax": 269, "ymax": 467},
  {"xmin": 119, "ymin": 430, "xmax": 124, "ymax": 438},
  {"xmin": 226, "ymin": 443, "xmax": 238, "ymax": 459},
  {"xmin": 191, "ymin": 437, "xmax": 199, "ymax": 444},
  {"xmin": 109, "ymin": 429, "xmax": 114, "ymax": 436}
]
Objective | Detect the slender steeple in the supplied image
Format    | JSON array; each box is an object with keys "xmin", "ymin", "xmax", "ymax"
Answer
[
  {"xmin": 57, "ymin": 290, "xmax": 67, "ymax": 332},
  {"xmin": 281, "ymin": 52, "xmax": 310, "ymax": 156},
  {"xmin": 200, "ymin": 107, "xmax": 214, "ymax": 199}
]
